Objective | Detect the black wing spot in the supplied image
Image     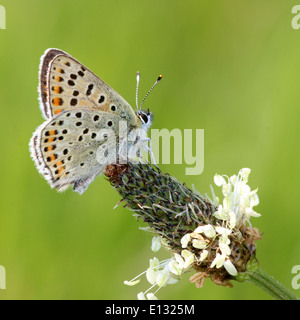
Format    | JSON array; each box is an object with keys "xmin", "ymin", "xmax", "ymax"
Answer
[
  {"xmin": 86, "ymin": 84, "xmax": 94, "ymax": 96},
  {"xmin": 70, "ymin": 98, "xmax": 78, "ymax": 106},
  {"xmin": 98, "ymin": 95, "xmax": 105, "ymax": 103}
]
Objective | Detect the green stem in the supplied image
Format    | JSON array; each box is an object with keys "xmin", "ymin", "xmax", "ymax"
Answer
[{"xmin": 244, "ymin": 267, "xmax": 298, "ymax": 300}]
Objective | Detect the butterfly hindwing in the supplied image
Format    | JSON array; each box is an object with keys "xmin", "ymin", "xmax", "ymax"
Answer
[
  {"xmin": 39, "ymin": 48, "xmax": 138, "ymax": 126},
  {"xmin": 30, "ymin": 109, "xmax": 124, "ymax": 194}
]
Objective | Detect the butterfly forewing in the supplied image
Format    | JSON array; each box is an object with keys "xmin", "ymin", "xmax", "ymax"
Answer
[{"xmin": 39, "ymin": 49, "xmax": 138, "ymax": 125}]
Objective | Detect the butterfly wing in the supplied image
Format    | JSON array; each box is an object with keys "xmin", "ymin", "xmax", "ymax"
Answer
[
  {"xmin": 30, "ymin": 109, "xmax": 124, "ymax": 194},
  {"xmin": 39, "ymin": 48, "xmax": 138, "ymax": 127}
]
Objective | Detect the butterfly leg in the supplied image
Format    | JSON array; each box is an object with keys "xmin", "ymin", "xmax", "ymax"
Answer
[{"xmin": 133, "ymin": 137, "xmax": 156, "ymax": 165}]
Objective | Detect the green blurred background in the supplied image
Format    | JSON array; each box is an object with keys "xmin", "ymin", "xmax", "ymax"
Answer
[{"xmin": 0, "ymin": 0, "xmax": 299, "ymax": 300}]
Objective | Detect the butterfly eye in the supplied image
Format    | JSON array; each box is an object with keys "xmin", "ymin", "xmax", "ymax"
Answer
[{"xmin": 140, "ymin": 113, "xmax": 149, "ymax": 123}]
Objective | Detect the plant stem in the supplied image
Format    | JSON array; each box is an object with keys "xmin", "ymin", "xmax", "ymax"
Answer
[{"xmin": 244, "ymin": 267, "xmax": 298, "ymax": 300}]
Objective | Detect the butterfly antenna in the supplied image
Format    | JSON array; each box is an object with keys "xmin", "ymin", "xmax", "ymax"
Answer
[
  {"xmin": 139, "ymin": 74, "xmax": 163, "ymax": 110},
  {"xmin": 136, "ymin": 71, "xmax": 140, "ymax": 110}
]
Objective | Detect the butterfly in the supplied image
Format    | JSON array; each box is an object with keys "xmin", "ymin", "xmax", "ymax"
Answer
[{"xmin": 30, "ymin": 48, "xmax": 161, "ymax": 194}]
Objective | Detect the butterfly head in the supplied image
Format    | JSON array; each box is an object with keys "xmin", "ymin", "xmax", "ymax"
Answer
[
  {"xmin": 135, "ymin": 72, "xmax": 161, "ymax": 132},
  {"xmin": 137, "ymin": 108, "xmax": 153, "ymax": 131}
]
